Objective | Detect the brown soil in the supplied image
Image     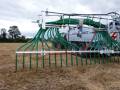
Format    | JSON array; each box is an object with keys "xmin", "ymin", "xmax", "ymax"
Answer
[{"xmin": 0, "ymin": 43, "xmax": 120, "ymax": 90}]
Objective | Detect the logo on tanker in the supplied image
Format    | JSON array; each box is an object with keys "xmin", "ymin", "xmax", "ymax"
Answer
[{"xmin": 110, "ymin": 32, "xmax": 118, "ymax": 40}]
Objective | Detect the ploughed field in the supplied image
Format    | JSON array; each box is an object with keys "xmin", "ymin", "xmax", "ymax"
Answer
[{"xmin": 0, "ymin": 43, "xmax": 120, "ymax": 90}]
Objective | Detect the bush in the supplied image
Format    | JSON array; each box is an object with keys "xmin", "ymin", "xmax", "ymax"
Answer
[{"xmin": 0, "ymin": 38, "xmax": 31, "ymax": 43}]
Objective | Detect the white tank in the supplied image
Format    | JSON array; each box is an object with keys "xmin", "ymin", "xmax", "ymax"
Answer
[
  {"xmin": 108, "ymin": 20, "xmax": 120, "ymax": 41},
  {"xmin": 59, "ymin": 25, "xmax": 95, "ymax": 42}
]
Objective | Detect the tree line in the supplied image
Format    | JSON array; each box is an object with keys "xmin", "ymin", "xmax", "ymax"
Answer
[{"xmin": 0, "ymin": 25, "xmax": 29, "ymax": 42}]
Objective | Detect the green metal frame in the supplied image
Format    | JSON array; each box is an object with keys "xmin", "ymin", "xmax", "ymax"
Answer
[{"xmin": 15, "ymin": 13, "xmax": 120, "ymax": 71}]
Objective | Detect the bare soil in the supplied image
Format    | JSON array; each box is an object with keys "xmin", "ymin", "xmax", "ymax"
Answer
[{"xmin": 0, "ymin": 43, "xmax": 120, "ymax": 90}]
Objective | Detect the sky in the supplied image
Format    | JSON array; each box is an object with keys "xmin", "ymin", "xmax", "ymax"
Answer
[{"xmin": 0, "ymin": 0, "xmax": 120, "ymax": 37}]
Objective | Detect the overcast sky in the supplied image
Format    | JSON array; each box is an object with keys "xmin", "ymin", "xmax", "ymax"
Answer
[{"xmin": 0, "ymin": 0, "xmax": 120, "ymax": 37}]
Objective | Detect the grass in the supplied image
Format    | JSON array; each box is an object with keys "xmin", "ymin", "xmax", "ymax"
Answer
[{"xmin": 0, "ymin": 43, "xmax": 120, "ymax": 90}]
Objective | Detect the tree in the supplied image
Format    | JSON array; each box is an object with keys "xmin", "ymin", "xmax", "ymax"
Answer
[
  {"xmin": 0, "ymin": 28, "xmax": 7, "ymax": 39},
  {"xmin": 8, "ymin": 26, "xmax": 21, "ymax": 39}
]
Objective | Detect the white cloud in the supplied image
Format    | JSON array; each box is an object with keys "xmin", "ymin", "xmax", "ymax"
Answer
[{"xmin": 0, "ymin": 0, "xmax": 119, "ymax": 37}]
